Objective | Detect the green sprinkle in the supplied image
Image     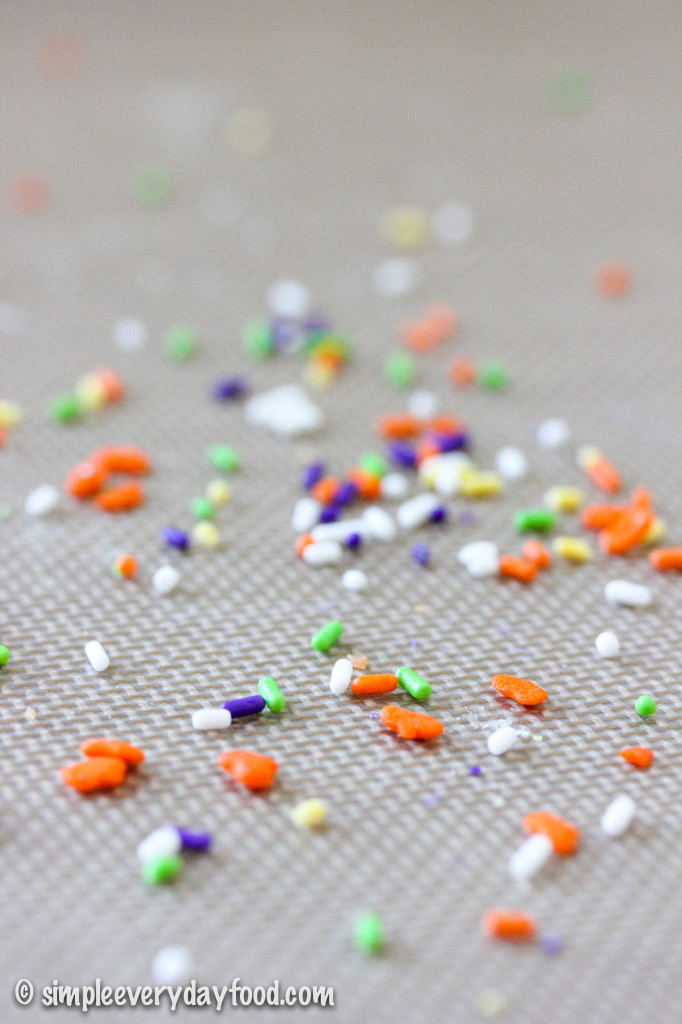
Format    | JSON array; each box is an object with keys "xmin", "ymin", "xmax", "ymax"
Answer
[
  {"xmin": 208, "ymin": 444, "xmax": 240, "ymax": 474},
  {"xmin": 258, "ymin": 676, "xmax": 285, "ymax": 713},
  {"xmin": 243, "ymin": 319, "xmax": 273, "ymax": 360},
  {"xmin": 353, "ymin": 912, "xmax": 384, "ymax": 956},
  {"xmin": 165, "ymin": 325, "xmax": 197, "ymax": 361},
  {"xmin": 635, "ymin": 694, "xmax": 657, "ymax": 717},
  {"xmin": 191, "ymin": 496, "xmax": 214, "ymax": 521},
  {"xmin": 547, "ymin": 68, "xmax": 592, "ymax": 117},
  {"xmin": 358, "ymin": 451, "xmax": 388, "ymax": 479},
  {"xmin": 49, "ymin": 394, "xmax": 82, "ymax": 424},
  {"xmin": 134, "ymin": 164, "xmax": 173, "ymax": 206},
  {"xmin": 141, "ymin": 853, "xmax": 183, "ymax": 886},
  {"xmin": 396, "ymin": 666, "xmax": 431, "ymax": 701},
  {"xmin": 477, "ymin": 361, "xmax": 508, "ymax": 391},
  {"xmin": 0, "ymin": 645, "xmax": 9, "ymax": 667},
  {"xmin": 513, "ymin": 508, "xmax": 556, "ymax": 533},
  {"xmin": 311, "ymin": 620, "xmax": 343, "ymax": 652},
  {"xmin": 384, "ymin": 350, "xmax": 414, "ymax": 390}
]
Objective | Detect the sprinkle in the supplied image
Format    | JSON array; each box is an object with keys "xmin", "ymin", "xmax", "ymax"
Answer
[
  {"xmin": 380, "ymin": 704, "xmax": 443, "ymax": 740},
  {"xmin": 49, "ymin": 394, "xmax": 81, "ymax": 423},
  {"xmin": 458, "ymin": 467, "xmax": 503, "ymax": 498},
  {"xmin": 192, "ymin": 708, "xmax": 232, "ymax": 730},
  {"xmin": 292, "ymin": 496, "xmax": 322, "ymax": 533},
  {"xmin": 91, "ymin": 446, "xmax": 151, "ymax": 475},
  {"xmin": 459, "ymin": 540, "xmax": 500, "ymax": 579},
  {"xmin": 151, "ymin": 946, "xmax": 193, "ymax": 986},
  {"xmin": 301, "ymin": 462, "xmax": 326, "ymax": 490},
  {"xmin": 137, "ymin": 826, "xmax": 182, "ymax": 863},
  {"xmin": 152, "ymin": 565, "xmax": 180, "ymax": 596},
  {"xmin": 380, "ymin": 472, "xmax": 410, "ymax": 500},
  {"xmin": 353, "ymin": 913, "xmax": 384, "ymax": 955},
  {"xmin": 161, "ymin": 526, "xmax": 190, "ymax": 551},
  {"xmin": 206, "ymin": 479, "xmax": 231, "ymax": 506},
  {"xmin": 522, "ymin": 539, "xmax": 551, "ymax": 569},
  {"xmin": 468, "ymin": 766, "xmax": 481, "ymax": 776},
  {"xmin": 221, "ymin": 694, "xmax": 266, "ymax": 719},
  {"xmin": 384, "ymin": 350, "xmax": 415, "ymax": 389},
  {"xmin": 396, "ymin": 666, "xmax": 431, "ymax": 700},
  {"xmin": 544, "ymin": 485, "xmax": 583, "ymax": 513},
  {"xmin": 211, "ymin": 376, "xmax": 249, "ymax": 401},
  {"xmin": 351, "ymin": 673, "xmax": 397, "ymax": 695},
  {"xmin": 165, "ymin": 325, "xmax": 196, "ymax": 361},
  {"xmin": 411, "ymin": 542, "xmax": 431, "ymax": 566},
  {"xmin": 449, "ymin": 356, "xmax": 475, "ymax": 387},
  {"xmin": 432, "ymin": 202, "xmax": 474, "ymax": 245},
  {"xmin": 491, "ymin": 674, "xmax": 547, "ymax": 706},
  {"xmin": 482, "ymin": 909, "xmax": 536, "ymax": 942},
  {"xmin": 330, "ymin": 658, "xmax": 353, "ymax": 696},
  {"xmin": 499, "ymin": 554, "xmax": 537, "ymax": 583},
  {"xmin": 487, "ymin": 725, "xmax": 519, "ymax": 756},
  {"xmin": 634, "ymin": 694, "xmax": 656, "ymax": 717},
  {"xmin": 79, "ymin": 738, "xmax": 144, "ymax": 765},
  {"xmin": 84, "ymin": 641, "xmax": 109, "ymax": 673},
  {"xmin": 95, "ymin": 481, "xmax": 144, "ymax": 513},
  {"xmin": 141, "ymin": 853, "xmax": 183, "ymax": 885},
  {"xmin": 311, "ymin": 620, "xmax": 344, "ymax": 652},
  {"xmin": 175, "ymin": 827, "xmax": 212, "ymax": 852},
  {"xmin": 604, "ymin": 579, "xmax": 652, "ymax": 607},
  {"xmin": 342, "ymin": 568, "xmax": 368, "ymax": 591},
  {"xmin": 508, "ymin": 833, "xmax": 554, "ymax": 882},
  {"xmin": 595, "ymin": 630, "xmax": 620, "ymax": 658},
  {"xmin": 620, "ymin": 746, "xmax": 654, "ymax": 768},
  {"xmin": 407, "ymin": 390, "xmax": 439, "ymax": 419},
  {"xmin": 595, "ymin": 262, "xmax": 631, "ymax": 297},
  {"xmin": 536, "ymin": 418, "xmax": 570, "ymax": 449},
  {"xmin": 257, "ymin": 677, "xmax": 285, "ymax": 713},
  {"xmin": 192, "ymin": 521, "xmax": 221, "ymax": 548},
  {"xmin": 65, "ymin": 461, "xmax": 107, "ymax": 499},
  {"xmin": 396, "ymin": 493, "xmax": 440, "ymax": 531},
  {"xmin": 495, "ymin": 446, "xmax": 529, "ymax": 481},
  {"xmin": 381, "ymin": 205, "xmax": 430, "ymax": 251},
  {"xmin": 522, "ymin": 811, "xmax": 579, "ymax": 855},
  {"xmin": 290, "ymin": 798, "xmax": 327, "ymax": 829},
  {"xmin": 539, "ymin": 934, "xmax": 564, "ymax": 956},
  {"xmin": 217, "ymin": 749, "xmax": 278, "ymax": 790},
  {"xmin": 207, "ymin": 443, "xmax": 240, "ymax": 474},
  {"xmin": 0, "ymin": 645, "xmax": 9, "ymax": 667},
  {"xmin": 372, "ymin": 257, "xmax": 420, "ymax": 297},
  {"xmin": 302, "ymin": 541, "xmax": 343, "ymax": 567},
  {"xmin": 25, "ymin": 484, "xmax": 60, "ymax": 517},
  {"xmin": 513, "ymin": 507, "xmax": 556, "ymax": 533},
  {"xmin": 363, "ymin": 506, "xmax": 397, "ymax": 542},
  {"xmin": 649, "ymin": 547, "xmax": 682, "ymax": 572},
  {"xmin": 0, "ymin": 400, "xmax": 24, "ymax": 428},
  {"xmin": 112, "ymin": 317, "xmax": 148, "ymax": 351},
  {"xmin": 243, "ymin": 319, "xmax": 273, "ymax": 360},
  {"xmin": 600, "ymin": 794, "xmax": 636, "ymax": 837},
  {"xmin": 553, "ymin": 536, "xmax": 592, "ymax": 563},
  {"xmin": 60, "ymin": 757, "xmax": 127, "ymax": 793},
  {"xmin": 477, "ymin": 361, "xmax": 508, "ymax": 391},
  {"xmin": 191, "ymin": 496, "xmax": 214, "ymax": 520},
  {"xmin": 267, "ymin": 279, "xmax": 311, "ymax": 320}
]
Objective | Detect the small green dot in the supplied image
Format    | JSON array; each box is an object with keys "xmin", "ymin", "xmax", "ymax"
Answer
[
  {"xmin": 513, "ymin": 508, "xmax": 556, "ymax": 533},
  {"xmin": 311, "ymin": 620, "xmax": 343, "ymax": 652},
  {"xmin": 191, "ymin": 496, "xmax": 214, "ymax": 521},
  {"xmin": 165, "ymin": 325, "xmax": 197, "ymax": 361},
  {"xmin": 208, "ymin": 444, "xmax": 240, "ymax": 474},
  {"xmin": 396, "ymin": 666, "xmax": 431, "ymax": 700},
  {"xmin": 384, "ymin": 351, "xmax": 414, "ymax": 390},
  {"xmin": 258, "ymin": 676, "xmax": 285, "ymax": 713},
  {"xmin": 635, "ymin": 694, "xmax": 657, "ymax": 717},
  {"xmin": 134, "ymin": 164, "xmax": 173, "ymax": 206},
  {"xmin": 353, "ymin": 912, "xmax": 384, "ymax": 955},
  {"xmin": 358, "ymin": 451, "xmax": 388, "ymax": 479},
  {"xmin": 477, "ymin": 361, "xmax": 508, "ymax": 392},
  {"xmin": 0, "ymin": 645, "xmax": 9, "ymax": 667},
  {"xmin": 243, "ymin": 319, "xmax": 273, "ymax": 360},
  {"xmin": 141, "ymin": 853, "xmax": 183, "ymax": 885},
  {"xmin": 49, "ymin": 394, "xmax": 82, "ymax": 423}
]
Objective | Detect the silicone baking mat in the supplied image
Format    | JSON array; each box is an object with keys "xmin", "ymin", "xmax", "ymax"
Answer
[{"xmin": 2, "ymin": 2, "xmax": 682, "ymax": 1021}]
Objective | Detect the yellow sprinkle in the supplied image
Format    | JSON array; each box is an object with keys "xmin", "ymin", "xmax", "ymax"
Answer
[
  {"xmin": 206, "ymin": 479, "xmax": 231, "ymax": 506},
  {"xmin": 25, "ymin": 707, "xmax": 37, "ymax": 722},
  {"xmin": 191, "ymin": 521, "xmax": 221, "ymax": 549},
  {"xmin": 553, "ymin": 536, "xmax": 592, "ymax": 563},
  {"xmin": 380, "ymin": 205, "xmax": 430, "ymax": 251},
  {"xmin": 0, "ymin": 399, "xmax": 23, "ymax": 428},
  {"xmin": 643, "ymin": 516, "xmax": 666, "ymax": 545},
  {"xmin": 290, "ymin": 798, "xmax": 327, "ymax": 829},
  {"xmin": 544, "ymin": 485, "xmax": 584, "ymax": 513},
  {"xmin": 75, "ymin": 374, "xmax": 107, "ymax": 411},
  {"xmin": 576, "ymin": 444, "xmax": 601, "ymax": 469},
  {"xmin": 302, "ymin": 362, "xmax": 336, "ymax": 392},
  {"xmin": 458, "ymin": 467, "xmax": 503, "ymax": 498}
]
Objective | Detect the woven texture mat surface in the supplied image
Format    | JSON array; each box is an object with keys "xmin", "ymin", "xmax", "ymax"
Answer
[{"xmin": 2, "ymin": 3, "xmax": 682, "ymax": 1022}]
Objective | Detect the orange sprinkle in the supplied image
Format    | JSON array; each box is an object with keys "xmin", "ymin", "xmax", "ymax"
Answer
[
  {"xmin": 348, "ymin": 654, "xmax": 368, "ymax": 670},
  {"xmin": 521, "ymin": 539, "xmax": 551, "ymax": 569},
  {"xmin": 7, "ymin": 173, "xmax": 51, "ymax": 213},
  {"xmin": 599, "ymin": 506, "xmax": 652, "ymax": 555},
  {"xmin": 427, "ymin": 413, "xmax": 463, "ymax": 436},
  {"xmin": 95, "ymin": 480, "xmax": 144, "ymax": 512},
  {"xmin": 375, "ymin": 412, "xmax": 420, "ymax": 440},
  {"xmin": 380, "ymin": 704, "xmax": 443, "ymax": 740},
  {"xmin": 94, "ymin": 368, "xmax": 125, "ymax": 403},
  {"xmin": 425, "ymin": 303, "xmax": 458, "ymax": 342},
  {"xmin": 91, "ymin": 446, "xmax": 151, "ymax": 475},
  {"xmin": 491, "ymin": 674, "xmax": 547, "ymax": 706},
  {"xmin": 631, "ymin": 488, "xmax": 652, "ymax": 509},
  {"xmin": 114, "ymin": 553, "xmax": 137, "ymax": 578},
  {"xmin": 620, "ymin": 746, "xmax": 654, "ymax": 768},
  {"xmin": 482, "ymin": 909, "xmax": 536, "ymax": 942},
  {"xmin": 649, "ymin": 547, "xmax": 682, "ymax": 572},
  {"xmin": 351, "ymin": 673, "xmax": 397, "ymax": 695},
  {"xmin": 60, "ymin": 757, "xmax": 127, "ymax": 793},
  {"xmin": 402, "ymin": 320, "xmax": 439, "ymax": 353},
  {"xmin": 580, "ymin": 503, "xmax": 625, "ymax": 530},
  {"xmin": 79, "ymin": 738, "xmax": 144, "ymax": 766},
  {"xmin": 65, "ymin": 460, "xmax": 108, "ymax": 500},
  {"xmin": 295, "ymin": 533, "xmax": 314, "ymax": 558},
  {"xmin": 586, "ymin": 456, "xmax": 621, "ymax": 494},
  {"xmin": 218, "ymin": 750, "xmax": 278, "ymax": 790},
  {"xmin": 310, "ymin": 476, "xmax": 340, "ymax": 505},
  {"xmin": 595, "ymin": 262, "xmax": 631, "ymax": 297},
  {"xmin": 346, "ymin": 468, "xmax": 381, "ymax": 501},
  {"xmin": 448, "ymin": 356, "xmax": 475, "ymax": 387},
  {"xmin": 522, "ymin": 811, "xmax": 580, "ymax": 856},
  {"xmin": 415, "ymin": 438, "xmax": 441, "ymax": 465},
  {"xmin": 498, "ymin": 554, "xmax": 537, "ymax": 583}
]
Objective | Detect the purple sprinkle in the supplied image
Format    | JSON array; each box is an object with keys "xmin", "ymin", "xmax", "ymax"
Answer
[
  {"xmin": 365, "ymin": 710, "xmax": 380, "ymax": 719},
  {"xmin": 539, "ymin": 934, "xmax": 564, "ymax": 955},
  {"xmin": 430, "ymin": 431, "xmax": 469, "ymax": 453},
  {"xmin": 386, "ymin": 440, "xmax": 417, "ymax": 468},
  {"xmin": 423, "ymin": 793, "xmax": 442, "ymax": 808},
  {"xmin": 468, "ymin": 766, "xmax": 481, "ymax": 776},
  {"xmin": 411, "ymin": 542, "xmax": 431, "ymax": 566},
  {"xmin": 161, "ymin": 526, "xmax": 189, "ymax": 551},
  {"xmin": 301, "ymin": 462, "xmax": 326, "ymax": 490},
  {"xmin": 335, "ymin": 480, "xmax": 357, "ymax": 506},
  {"xmin": 429, "ymin": 505, "xmax": 447, "ymax": 524},
  {"xmin": 270, "ymin": 318, "xmax": 301, "ymax": 349},
  {"xmin": 409, "ymin": 637, "xmax": 418, "ymax": 649},
  {"xmin": 211, "ymin": 376, "xmax": 249, "ymax": 401},
  {"xmin": 319, "ymin": 504, "xmax": 340, "ymax": 523},
  {"xmin": 345, "ymin": 531, "xmax": 362, "ymax": 550},
  {"xmin": 175, "ymin": 827, "xmax": 212, "ymax": 852},
  {"xmin": 221, "ymin": 694, "xmax": 266, "ymax": 718}
]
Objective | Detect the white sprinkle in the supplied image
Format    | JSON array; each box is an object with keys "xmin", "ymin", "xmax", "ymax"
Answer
[
  {"xmin": 604, "ymin": 580, "xmax": 652, "ymax": 608},
  {"xmin": 301, "ymin": 540, "xmax": 343, "ymax": 567},
  {"xmin": 495, "ymin": 446, "xmax": 529, "ymax": 481},
  {"xmin": 396, "ymin": 492, "xmax": 440, "ymax": 530},
  {"xmin": 291, "ymin": 496, "xmax": 322, "ymax": 533},
  {"xmin": 536, "ymin": 418, "xmax": 570, "ymax": 449},
  {"xmin": 330, "ymin": 658, "xmax": 353, "ymax": 696},
  {"xmin": 487, "ymin": 725, "xmax": 519, "ymax": 756},
  {"xmin": 153, "ymin": 565, "xmax": 180, "ymax": 595},
  {"xmin": 362, "ymin": 506, "xmax": 397, "ymax": 542},
  {"xmin": 419, "ymin": 452, "xmax": 471, "ymax": 495},
  {"xmin": 432, "ymin": 202, "xmax": 474, "ymax": 245},
  {"xmin": 311, "ymin": 519, "xmax": 367, "ymax": 543},
  {"xmin": 458, "ymin": 540, "xmax": 500, "ymax": 578},
  {"xmin": 137, "ymin": 826, "xmax": 182, "ymax": 864},
  {"xmin": 25, "ymin": 484, "xmax": 60, "ymax": 517},
  {"xmin": 266, "ymin": 279, "xmax": 311, "ymax": 320},
  {"xmin": 407, "ymin": 390, "xmax": 439, "ymax": 419},
  {"xmin": 151, "ymin": 945, "xmax": 193, "ymax": 986},
  {"xmin": 508, "ymin": 833, "xmax": 554, "ymax": 882},
  {"xmin": 191, "ymin": 708, "xmax": 232, "ymax": 730},
  {"xmin": 342, "ymin": 568, "xmax": 368, "ymax": 592},
  {"xmin": 112, "ymin": 317, "xmax": 148, "ymax": 351},
  {"xmin": 380, "ymin": 472, "xmax": 409, "ymax": 500},
  {"xmin": 595, "ymin": 630, "xmax": 620, "ymax": 658},
  {"xmin": 245, "ymin": 383, "xmax": 323, "ymax": 438},
  {"xmin": 372, "ymin": 256, "xmax": 420, "ymax": 297},
  {"xmin": 84, "ymin": 641, "xmax": 109, "ymax": 673},
  {"xmin": 601, "ymin": 794, "xmax": 636, "ymax": 838}
]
